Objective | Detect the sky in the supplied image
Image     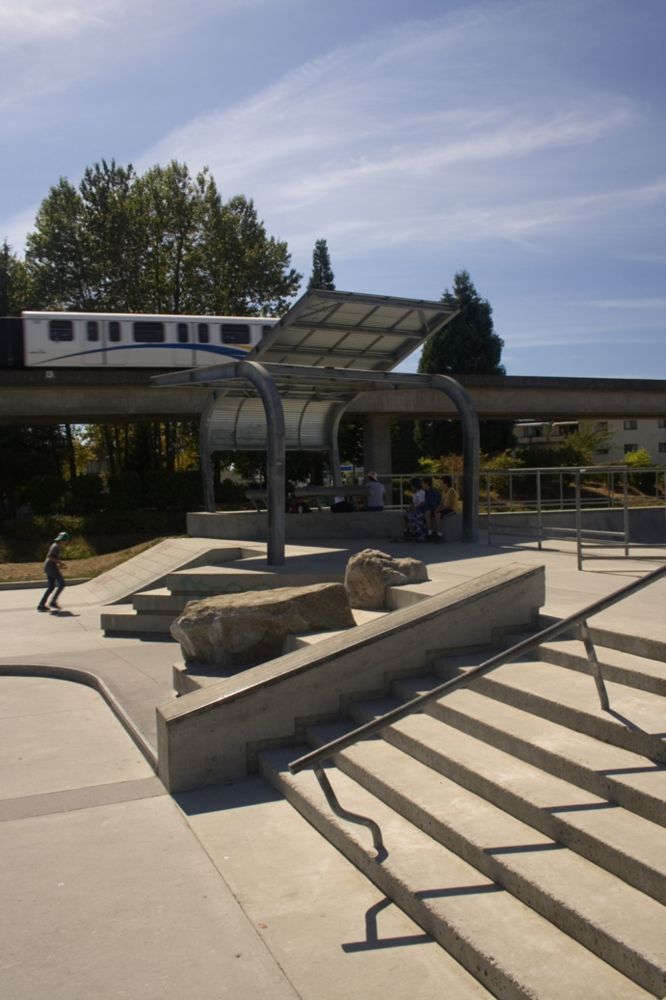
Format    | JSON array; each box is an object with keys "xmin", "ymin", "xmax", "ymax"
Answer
[{"xmin": 1, "ymin": 0, "xmax": 665, "ymax": 379}]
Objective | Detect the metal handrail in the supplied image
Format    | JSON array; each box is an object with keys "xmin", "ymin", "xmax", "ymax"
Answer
[{"xmin": 288, "ymin": 562, "xmax": 666, "ymax": 857}]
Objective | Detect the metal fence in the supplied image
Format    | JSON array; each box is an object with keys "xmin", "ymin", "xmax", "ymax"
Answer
[{"xmin": 378, "ymin": 465, "xmax": 666, "ymax": 569}]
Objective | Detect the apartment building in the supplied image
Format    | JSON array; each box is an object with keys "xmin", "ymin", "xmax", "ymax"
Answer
[{"xmin": 513, "ymin": 417, "xmax": 666, "ymax": 464}]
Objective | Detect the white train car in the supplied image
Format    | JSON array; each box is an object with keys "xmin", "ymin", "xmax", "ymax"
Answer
[{"xmin": 22, "ymin": 311, "xmax": 278, "ymax": 368}]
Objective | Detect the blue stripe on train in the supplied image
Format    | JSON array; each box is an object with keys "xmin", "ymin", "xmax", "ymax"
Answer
[{"xmin": 31, "ymin": 342, "xmax": 251, "ymax": 365}]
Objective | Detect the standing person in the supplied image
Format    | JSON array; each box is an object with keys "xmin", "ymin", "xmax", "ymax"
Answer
[
  {"xmin": 433, "ymin": 477, "xmax": 459, "ymax": 541},
  {"xmin": 364, "ymin": 472, "xmax": 385, "ymax": 511},
  {"xmin": 37, "ymin": 531, "xmax": 69, "ymax": 611}
]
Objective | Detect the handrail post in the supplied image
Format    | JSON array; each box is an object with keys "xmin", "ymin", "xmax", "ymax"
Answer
[
  {"xmin": 536, "ymin": 469, "xmax": 542, "ymax": 550},
  {"xmin": 313, "ymin": 764, "xmax": 386, "ymax": 860},
  {"xmin": 486, "ymin": 473, "xmax": 492, "ymax": 545},
  {"xmin": 577, "ymin": 621, "xmax": 610, "ymax": 711},
  {"xmin": 575, "ymin": 469, "xmax": 583, "ymax": 571},
  {"xmin": 623, "ymin": 468, "xmax": 629, "ymax": 558}
]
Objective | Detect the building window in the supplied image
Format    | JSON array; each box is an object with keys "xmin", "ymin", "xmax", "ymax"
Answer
[
  {"xmin": 595, "ymin": 448, "xmax": 609, "ymax": 456},
  {"xmin": 624, "ymin": 443, "xmax": 638, "ymax": 454},
  {"xmin": 659, "ymin": 442, "xmax": 666, "ymax": 453},
  {"xmin": 49, "ymin": 319, "xmax": 73, "ymax": 342},
  {"xmin": 221, "ymin": 323, "xmax": 251, "ymax": 344},
  {"xmin": 197, "ymin": 323, "xmax": 209, "ymax": 343},
  {"xmin": 658, "ymin": 418, "xmax": 666, "ymax": 429},
  {"xmin": 595, "ymin": 421, "xmax": 608, "ymax": 432},
  {"xmin": 623, "ymin": 419, "xmax": 637, "ymax": 430},
  {"xmin": 87, "ymin": 320, "xmax": 99, "ymax": 342}
]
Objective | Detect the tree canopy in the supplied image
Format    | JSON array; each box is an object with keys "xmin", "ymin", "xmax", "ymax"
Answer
[
  {"xmin": 307, "ymin": 238, "xmax": 336, "ymax": 290},
  {"xmin": 25, "ymin": 159, "xmax": 302, "ymax": 316},
  {"xmin": 0, "ymin": 241, "xmax": 31, "ymax": 315},
  {"xmin": 419, "ymin": 269, "xmax": 505, "ymax": 376}
]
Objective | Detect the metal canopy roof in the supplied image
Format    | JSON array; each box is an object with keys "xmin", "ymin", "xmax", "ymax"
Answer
[{"xmin": 250, "ymin": 288, "xmax": 457, "ymax": 371}]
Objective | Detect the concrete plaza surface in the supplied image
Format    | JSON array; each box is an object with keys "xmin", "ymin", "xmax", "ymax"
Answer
[{"xmin": 1, "ymin": 536, "xmax": 664, "ymax": 999}]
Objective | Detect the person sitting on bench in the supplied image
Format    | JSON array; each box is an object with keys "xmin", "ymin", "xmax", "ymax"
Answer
[{"xmin": 429, "ymin": 476, "xmax": 459, "ymax": 541}]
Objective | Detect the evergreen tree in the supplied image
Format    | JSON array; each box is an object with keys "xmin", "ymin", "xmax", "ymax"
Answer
[
  {"xmin": 419, "ymin": 270, "xmax": 505, "ymax": 375},
  {"xmin": 308, "ymin": 238, "xmax": 336, "ymax": 290},
  {"xmin": 418, "ymin": 270, "xmax": 511, "ymax": 456}
]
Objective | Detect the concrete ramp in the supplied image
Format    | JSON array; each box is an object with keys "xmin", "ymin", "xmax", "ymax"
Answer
[{"xmin": 75, "ymin": 538, "xmax": 263, "ymax": 606}]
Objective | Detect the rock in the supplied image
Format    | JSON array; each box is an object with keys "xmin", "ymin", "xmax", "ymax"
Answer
[
  {"xmin": 344, "ymin": 548, "xmax": 428, "ymax": 609},
  {"xmin": 170, "ymin": 582, "xmax": 354, "ymax": 668}
]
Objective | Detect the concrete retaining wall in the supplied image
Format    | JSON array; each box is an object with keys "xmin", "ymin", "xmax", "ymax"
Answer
[
  {"xmin": 156, "ymin": 562, "xmax": 545, "ymax": 792},
  {"xmin": 187, "ymin": 509, "xmax": 463, "ymax": 542}
]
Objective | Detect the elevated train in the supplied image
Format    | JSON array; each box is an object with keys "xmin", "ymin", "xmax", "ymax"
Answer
[{"xmin": 0, "ymin": 311, "xmax": 278, "ymax": 369}]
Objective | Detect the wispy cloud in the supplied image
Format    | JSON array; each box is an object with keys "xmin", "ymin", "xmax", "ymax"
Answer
[{"xmin": 139, "ymin": 1, "xmax": 659, "ymax": 268}]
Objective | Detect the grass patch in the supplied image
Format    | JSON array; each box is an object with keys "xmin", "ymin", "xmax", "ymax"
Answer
[{"xmin": 0, "ymin": 538, "xmax": 167, "ymax": 584}]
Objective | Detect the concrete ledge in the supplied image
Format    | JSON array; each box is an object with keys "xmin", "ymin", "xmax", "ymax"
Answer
[{"xmin": 156, "ymin": 562, "xmax": 545, "ymax": 792}]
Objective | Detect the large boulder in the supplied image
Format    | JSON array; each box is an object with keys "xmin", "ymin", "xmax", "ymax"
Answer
[
  {"xmin": 170, "ymin": 582, "xmax": 354, "ymax": 668},
  {"xmin": 344, "ymin": 548, "xmax": 428, "ymax": 609}
]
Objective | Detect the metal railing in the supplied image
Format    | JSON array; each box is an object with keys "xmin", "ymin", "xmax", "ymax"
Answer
[
  {"xmin": 288, "ymin": 563, "xmax": 666, "ymax": 859},
  {"xmin": 482, "ymin": 465, "xmax": 666, "ymax": 570}
]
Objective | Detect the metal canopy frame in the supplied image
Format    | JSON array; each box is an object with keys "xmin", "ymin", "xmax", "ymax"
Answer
[{"xmin": 152, "ymin": 290, "xmax": 480, "ymax": 565}]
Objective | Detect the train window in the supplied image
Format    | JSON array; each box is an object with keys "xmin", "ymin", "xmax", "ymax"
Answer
[
  {"xmin": 87, "ymin": 321, "xmax": 99, "ymax": 342},
  {"xmin": 221, "ymin": 323, "xmax": 250, "ymax": 344},
  {"xmin": 133, "ymin": 321, "xmax": 165, "ymax": 343},
  {"xmin": 49, "ymin": 319, "xmax": 73, "ymax": 342},
  {"xmin": 198, "ymin": 323, "xmax": 209, "ymax": 343},
  {"xmin": 177, "ymin": 323, "xmax": 189, "ymax": 343},
  {"xmin": 109, "ymin": 321, "xmax": 121, "ymax": 342}
]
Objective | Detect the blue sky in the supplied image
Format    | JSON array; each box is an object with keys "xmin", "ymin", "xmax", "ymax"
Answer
[{"xmin": 1, "ymin": 0, "xmax": 664, "ymax": 378}]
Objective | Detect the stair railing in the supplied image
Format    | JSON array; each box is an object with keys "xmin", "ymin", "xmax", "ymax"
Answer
[{"xmin": 288, "ymin": 563, "xmax": 666, "ymax": 859}]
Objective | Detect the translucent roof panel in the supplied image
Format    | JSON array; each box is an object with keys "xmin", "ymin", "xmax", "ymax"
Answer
[{"xmin": 252, "ymin": 289, "xmax": 457, "ymax": 371}]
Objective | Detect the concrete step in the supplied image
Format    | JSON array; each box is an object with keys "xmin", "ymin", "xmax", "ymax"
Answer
[
  {"xmin": 166, "ymin": 563, "xmax": 345, "ymax": 596},
  {"xmin": 426, "ymin": 647, "xmax": 666, "ymax": 764},
  {"xmin": 285, "ymin": 608, "xmax": 387, "ymax": 650},
  {"xmin": 384, "ymin": 578, "xmax": 455, "ymax": 610},
  {"xmin": 132, "ymin": 588, "xmax": 190, "ymax": 614},
  {"xmin": 101, "ymin": 605, "xmax": 176, "ymax": 637},
  {"xmin": 470, "ymin": 658, "xmax": 666, "ymax": 763},
  {"xmin": 538, "ymin": 638, "xmax": 666, "ymax": 696},
  {"xmin": 587, "ymin": 625, "xmax": 666, "ymax": 664},
  {"xmin": 305, "ymin": 720, "xmax": 666, "ymax": 995},
  {"xmin": 259, "ymin": 746, "xmax": 653, "ymax": 1000},
  {"xmin": 345, "ymin": 696, "xmax": 666, "ymax": 905},
  {"xmin": 393, "ymin": 676, "xmax": 666, "ymax": 827}
]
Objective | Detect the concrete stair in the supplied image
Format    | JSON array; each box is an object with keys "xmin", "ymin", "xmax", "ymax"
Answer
[
  {"xmin": 100, "ymin": 553, "xmax": 346, "ymax": 638},
  {"xmin": 259, "ymin": 627, "xmax": 666, "ymax": 998}
]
